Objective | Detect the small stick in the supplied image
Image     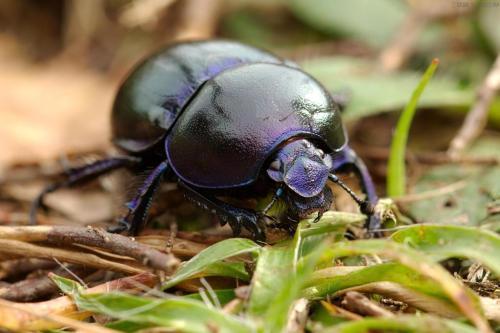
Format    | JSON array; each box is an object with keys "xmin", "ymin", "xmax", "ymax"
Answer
[
  {"xmin": 394, "ymin": 180, "xmax": 467, "ymax": 203},
  {"xmin": 354, "ymin": 145, "xmax": 500, "ymax": 165},
  {"xmin": 448, "ymin": 55, "xmax": 500, "ymax": 157},
  {"xmin": 0, "ymin": 239, "xmax": 145, "ymax": 274},
  {"xmin": 0, "ymin": 265, "xmax": 88, "ymax": 302},
  {"xmin": 342, "ymin": 291, "xmax": 395, "ymax": 317},
  {"xmin": 0, "ymin": 225, "xmax": 180, "ymax": 272},
  {"xmin": 0, "ymin": 258, "xmax": 56, "ymax": 280}
]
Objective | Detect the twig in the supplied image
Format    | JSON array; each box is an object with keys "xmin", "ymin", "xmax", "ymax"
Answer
[
  {"xmin": 379, "ymin": 11, "xmax": 428, "ymax": 71},
  {"xmin": 342, "ymin": 291, "xmax": 395, "ymax": 317},
  {"xmin": 119, "ymin": 0, "xmax": 177, "ymax": 29},
  {"xmin": 137, "ymin": 234, "xmax": 208, "ymax": 259},
  {"xmin": 354, "ymin": 145, "xmax": 500, "ymax": 165},
  {"xmin": 380, "ymin": 0, "xmax": 474, "ymax": 71},
  {"xmin": 0, "ymin": 239, "xmax": 145, "ymax": 274},
  {"xmin": 0, "ymin": 272, "xmax": 157, "ymax": 331},
  {"xmin": 0, "ymin": 225, "xmax": 180, "ymax": 272},
  {"xmin": 320, "ymin": 300, "xmax": 363, "ymax": 321},
  {"xmin": 0, "ymin": 265, "xmax": 88, "ymax": 302},
  {"xmin": 174, "ymin": 0, "xmax": 221, "ymax": 40},
  {"xmin": 448, "ymin": 55, "xmax": 500, "ymax": 157},
  {"xmin": 0, "ymin": 258, "xmax": 55, "ymax": 280},
  {"xmin": 394, "ymin": 180, "xmax": 468, "ymax": 203}
]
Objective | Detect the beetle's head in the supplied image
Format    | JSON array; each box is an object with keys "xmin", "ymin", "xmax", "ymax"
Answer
[{"xmin": 266, "ymin": 139, "xmax": 334, "ymax": 218}]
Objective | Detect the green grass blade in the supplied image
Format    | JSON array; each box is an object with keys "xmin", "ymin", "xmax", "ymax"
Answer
[
  {"xmin": 387, "ymin": 59, "xmax": 439, "ymax": 197},
  {"xmin": 318, "ymin": 315, "xmax": 477, "ymax": 333},
  {"xmin": 247, "ymin": 213, "xmax": 349, "ymax": 332},
  {"xmin": 316, "ymin": 239, "xmax": 490, "ymax": 332},
  {"xmin": 391, "ymin": 224, "xmax": 500, "ymax": 276},
  {"xmin": 162, "ymin": 238, "xmax": 261, "ymax": 289},
  {"xmin": 51, "ymin": 275, "xmax": 253, "ymax": 333},
  {"xmin": 305, "ymin": 262, "xmax": 450, "ymax": 302}
]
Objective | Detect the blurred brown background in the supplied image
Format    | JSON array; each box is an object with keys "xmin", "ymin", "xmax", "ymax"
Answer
[{"xmin": 0, "ymin": 0, "xmax": 498, "ymax": 229}]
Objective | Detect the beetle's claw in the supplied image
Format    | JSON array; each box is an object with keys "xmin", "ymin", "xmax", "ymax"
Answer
[
  {"xmin": 365, "ymin": 214, "xmax": 383, "ymax": 238},
  {"xmin": 228, "ymin": 218, "xmax": 242, "ymax": 237},
  {"xmin": 236, "ymin": 210, "xmax": 266, "ymax": 242},
  {"xmin": 107, "ymin": 218, "xmax": 131, "ymax": 234}
]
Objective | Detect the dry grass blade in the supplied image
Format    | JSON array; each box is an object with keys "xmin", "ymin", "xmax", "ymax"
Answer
[
  {"xmin": 0, "ymin": 239, "xmax": 145, "ymax": 274},
  {"xmin": 0, "ymin": 298, "xmax": 118, "ymax": 333},
  {"xmin": 0, "ymin": 272, "xmax": 157, "ymax": 331}
]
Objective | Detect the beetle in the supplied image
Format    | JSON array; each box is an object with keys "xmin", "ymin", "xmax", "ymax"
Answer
[{"xmin": 31, "ymin": 40, "xmax": 378, "ymax": 240}]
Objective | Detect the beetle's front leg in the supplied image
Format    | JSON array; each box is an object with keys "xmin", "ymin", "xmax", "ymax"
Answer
[
  {"xmin": 178, "ymin": 181, "xmax": 266, "ymax": 241},
  {"xmin": 108, "ymin": 161, "xmax": 169, "ymax": 235}
]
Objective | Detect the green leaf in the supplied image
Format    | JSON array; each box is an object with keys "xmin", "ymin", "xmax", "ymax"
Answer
[
  {"xmin": 162, "ymin": 238, "xmax": 260, "ymax": 289},
  {"xmin": 80, "ymin": 293, "xmax": 254, "ymax": 333},
  {"xmin": 184, "ymin": 289, "xmax": 237, "ymax": 307},
  {"xmin": 296, "ymin": 211, "xmax": 365, "ymax": 258},
  {"xmin": 301, "ymin": 57, "xmax": 475, "ymax": 121},
  {"xmin": 248, "ymin": 215, "xmax": 338, "ymax": 332},
  {"xmin": 288, "ymin": 0, "xmax": 407, "ymax": 48},
  {"xmin": 318, "ymin": 315, "xmax": 476, "ymax": 333},
  {"xmin": 263, "ymin": 246, "xmax": 324, "ymax": 333},
  {"xmin": 305, "ymin": 262, "xmax": 451, "ymax": 304},
  {"xmin": 391, "ymin": 224, "xmax": 500, "ymax": 276},
  {"xmin": 403, "ymin": 163, "xmax": 500, "ymax": 227},
  {"xmin": 316, "ymin": 239, "xmax": 489, "ymax": 332},
  {"xmin": 387, "ymin": 59, "xmax": 439, "ymax": 197},
  {"xmin": 247, "ymin": 243, "xmax": 294, "ymax": 317},
  {"xmin": 52, "ymin": 274, "xmax": 252, "ymax": 333}
]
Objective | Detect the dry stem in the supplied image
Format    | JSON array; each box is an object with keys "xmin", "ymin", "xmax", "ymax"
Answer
[
  {"xmin": 448, "ymin": 55, "xmax": 500, "ymax": 157},
  {"xmin": 0, "ymin": 225, "xmax": 180, "ymax": 272}
]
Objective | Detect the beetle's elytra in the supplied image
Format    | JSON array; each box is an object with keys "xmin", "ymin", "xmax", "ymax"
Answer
[{"xmin": 32, "ymin": 40, "xmax": 378, "ymax": 240}]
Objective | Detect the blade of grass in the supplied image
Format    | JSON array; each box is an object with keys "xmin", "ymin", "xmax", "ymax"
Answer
[
  {"xmin": 391, "ymin": 224, "xmax": 500, "ymax": 276},
  {"xmin": 318, "ymin": 314, "xmax": 477, "ymax": 333},
  {"xmin": 247, "ymin": 214, "xmax": 348, "ymax": 332},
  {"xmin": 317, "ymin": 239, "xmax": 491, "ymax": 333},
  {"xmin": 52, "ymin": 275, "xmax": 254, "ymax": 333},
  {"xmin": 387, "ymin": 59, "xmax": 440, "ymax": 197},
  {"xmin": 162, "ymin": 238, "xmax": 260, "ymax": 289}
]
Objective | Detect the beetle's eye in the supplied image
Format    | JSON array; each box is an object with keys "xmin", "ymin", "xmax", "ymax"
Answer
[{"xmin": 269, "ymin": 160, "xmax": 281, "ymax": 171}]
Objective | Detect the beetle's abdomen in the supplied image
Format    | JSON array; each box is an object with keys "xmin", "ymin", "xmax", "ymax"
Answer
[
  {"xmin": 167, "ymin": 63, "xmax": 346, "ymax": 189},
  {"xmin": 112, "ymin": 40, "xmax": 285, "ymax": 153}
]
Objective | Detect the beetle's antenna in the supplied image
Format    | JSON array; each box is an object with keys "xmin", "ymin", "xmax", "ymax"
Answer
[{"xmin": 328, "ymin": 174, "xmax": 374, "ymax": 215}]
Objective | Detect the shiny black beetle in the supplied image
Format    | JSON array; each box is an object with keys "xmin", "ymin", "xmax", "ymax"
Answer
[{"xmin": 32, "ymin": 40, "xmax": 378, "ymax": 240}]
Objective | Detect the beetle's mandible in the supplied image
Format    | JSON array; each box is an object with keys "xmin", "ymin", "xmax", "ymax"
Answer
[{"xmin": 31, "ymin": 40, "xmax": 379, "ymax": 240}]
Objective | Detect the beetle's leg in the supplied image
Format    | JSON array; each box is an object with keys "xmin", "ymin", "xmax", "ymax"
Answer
[
  {"xmin": 108, "ymin": 161, "xmax": 169, "ymax": 235},
  {"xmin": 261, "ymin": 187, "xmax": 284, "ymax": 215},
  {"xmin": 178, "ymin": 181, "xmax": 266, "ymax": 241},
  {"xmin": 30, "ymin": 156, "xmax": 140, "ymax": 225},
  {"xmin": 331, "ymin": 146, "xmax": 379, "ymax": 231}
]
